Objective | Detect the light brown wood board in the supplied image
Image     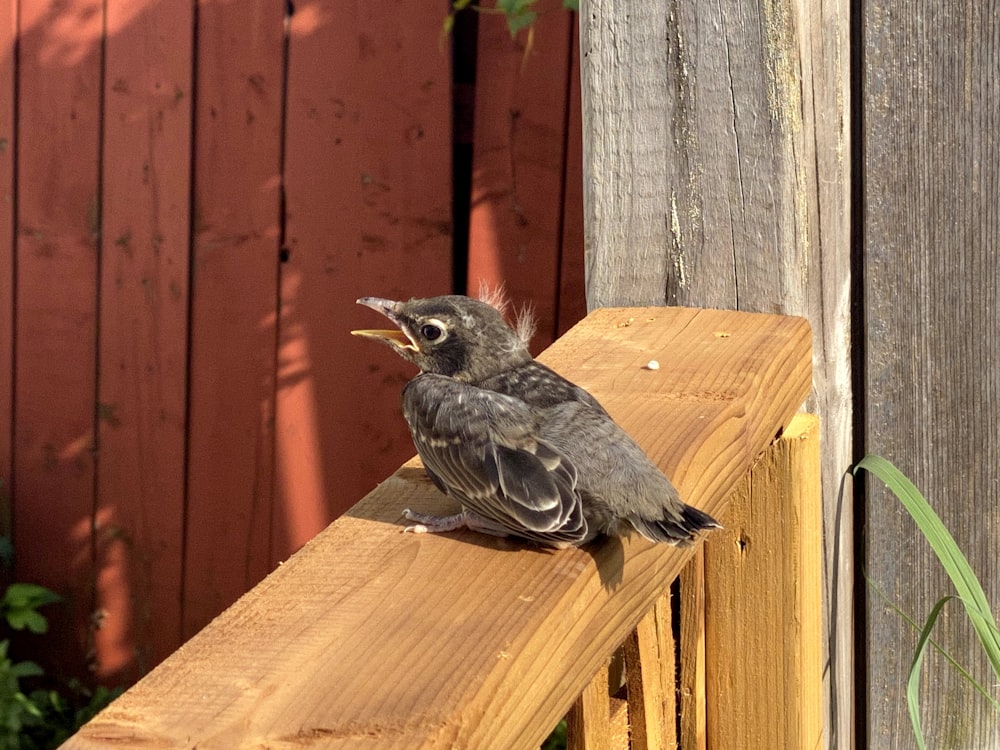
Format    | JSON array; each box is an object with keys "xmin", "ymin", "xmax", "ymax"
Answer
[
  {"xmin": 67, "ymin": 305, "xmax": 811, "ymax": 749},
  {"xmin": 704, "ymin": 413, "xmax": 824, "ymax": 749}
]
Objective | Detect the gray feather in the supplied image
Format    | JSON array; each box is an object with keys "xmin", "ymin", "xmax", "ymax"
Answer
[{"xmin": 404, "ymin": 374, "xmax": 588, "ymax": 544}]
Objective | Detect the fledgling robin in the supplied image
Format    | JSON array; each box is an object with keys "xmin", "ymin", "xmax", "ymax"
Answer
[{"xmin": 352, "ymin": 294, "xmax": 719, "ymax": 547}]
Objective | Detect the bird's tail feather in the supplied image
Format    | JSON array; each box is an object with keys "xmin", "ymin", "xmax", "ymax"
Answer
[
  {"xmin": 681, "ymin": 504, "xmax": 722, "ymax": 531},
  {"xmin": 630, "ymin": 504, "xmax": 721, "ymax": 546}
]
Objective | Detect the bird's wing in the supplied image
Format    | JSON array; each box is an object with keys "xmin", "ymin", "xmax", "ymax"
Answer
[{"xmin": 402, "ymin": 374, "xmax": 587, "ymax": 544}]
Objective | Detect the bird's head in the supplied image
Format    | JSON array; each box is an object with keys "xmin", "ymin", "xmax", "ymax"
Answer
[{"xmin": 352, "ymin": 294, "xmax": 533, "ymax": 381}]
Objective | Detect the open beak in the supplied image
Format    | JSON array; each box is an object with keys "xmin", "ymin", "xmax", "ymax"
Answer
[{"xmin": 351, "ymin": 297, "xmax": 419, "ymax": 351}]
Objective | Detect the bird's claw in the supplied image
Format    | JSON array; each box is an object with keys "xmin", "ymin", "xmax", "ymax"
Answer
[
  {"xmin": 401, "ymin": 508, "xmax": 469, "ymax": 534},
  {"xmin": 401, "ymin": 511, "xmax": 430, "ymax": 534},
  {"xmin": 400, "ymin": 508, "xmax": 512, "ymax": 538}
]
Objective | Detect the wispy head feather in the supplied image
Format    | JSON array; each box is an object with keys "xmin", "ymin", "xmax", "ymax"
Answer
[
  {"xmin": 477, "ymin": 281, "xmax": 510, "ymax": 316},
  {"xmin": 512, "ymin": 304, "xmax": 537, "ymax": 346},
  {"xmin": 477, "ymin": 281, "xmax": 536, "ymax": 347}
]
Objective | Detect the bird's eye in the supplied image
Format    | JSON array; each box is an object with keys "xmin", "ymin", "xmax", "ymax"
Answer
[
  {"xmin": 418, "ymin": 318, "xmax": 449, "ymax": 345},
  {"xmin": 421, "ymin": 323, "xmax": 443, "ymax": 341}
]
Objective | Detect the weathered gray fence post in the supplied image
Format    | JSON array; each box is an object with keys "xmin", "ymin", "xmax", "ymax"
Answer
[
  {"xmin": 579, "ymin": 0, "xmax": 852, "ymax": 745},
  {"xmin": 863, "ymin": 2, "xmax": 1000, "ymax": 747}
]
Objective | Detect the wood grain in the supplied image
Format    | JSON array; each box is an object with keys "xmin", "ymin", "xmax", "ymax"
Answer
[
  {"xmin": 13, "ymin": 0, "xmax": 102, "ymax": 680},
  {"xmin": 557, "ymin": 20, "xmax": 587, "ymax": 339},
  {"xmin": 705, "ymin": 413, "xmax": 824, "ymax": 749},
  {"xmin": 624, "ymin": 591, "xmax": 677, "ymax": 749},
  {"xmin": 0, "ymin": 0, "xmax": 13, "ymax": 536},
  {"xmin": 566, "ymin": 659, "xmax": 612, "ymax": 750},
  {"xmin": 678, "ymin": 549, "xmax": 707, "ymax": 750},
  {"xmin": 863, "ymin": 1, "xmax": 1000, "ymax": 746},
  {"xmin": 466, "ymin": 2, "xmax": 575, "ymax": 351},
  {"xmin": 279, "ymin": 2, "xmax": 452, "ymax": 556},
  {"xmin": 67, "ymin": 305, "xmax": 810, "ymax": 749},
  {"xmin": 96, "ymin": 0, "xmax": 193, "ymax": 684},
  {"xmin": 579, "ymin": 0, "xmax": 852, "ymax": 744},
  {"xmin": 183, "ymin": 0, "xmax": 284, "ymax": 644}
]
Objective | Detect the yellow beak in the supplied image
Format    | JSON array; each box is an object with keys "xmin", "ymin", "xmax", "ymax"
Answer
[{"xmin": 351, "ymin": 328, "xmax": 418, "ymax": 350}]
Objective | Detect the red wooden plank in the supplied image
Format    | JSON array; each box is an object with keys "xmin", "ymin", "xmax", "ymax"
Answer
[
  {"xmin": 0, "ymin": 0, "xmax": 14, "ymax": 536},
  {"xmin": 466, "ymin": 3, "xmax": 575, "ymax": 351},
  {"xmin": 557, "ymin": 21, "xmax": 587, "ymax": 336},
  {"xmin": 183, "ymin": 0, "xmax": 285, "ymax": 641},
  {"xmin": 96, "ymin": 1, "xmax": 192, "ymax": 682},
  {"xmin": 13, "ymin": 0, "xmax": 103, "ymax": 679},
  {"xmin": 280, "ymin": 2, "xmax": 452, "ymax": 559}
]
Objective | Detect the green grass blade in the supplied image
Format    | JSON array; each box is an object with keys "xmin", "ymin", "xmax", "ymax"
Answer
[
  {"xmin": 855, "ymin": 455, "xmax": 1000, "ymax": 683},
  {"xmin": 907, "ymin": 595, "xmax": 955, "ymax": 750},
  {"xmin": 865, "ymin": 572, "xmax": 1000, "ymax": 711}
]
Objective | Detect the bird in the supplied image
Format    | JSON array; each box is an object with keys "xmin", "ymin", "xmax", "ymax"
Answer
[{"xmin": 351, "ymin": 293, "xmax": 720, "ymax": 548}]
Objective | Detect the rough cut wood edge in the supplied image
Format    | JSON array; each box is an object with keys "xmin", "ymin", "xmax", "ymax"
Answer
[
  {"xmin": 66, "ymin": 306, "xmax": 811, "ymax": 750},
  {"xmin": 705, "ymin": 413, "xmax": 824, "ymax": 749},
  {"xmin": 678, "ymin": 549, "xmax": 707, "ymax": 750},
  {"xmin": 623, "ymin": 590, "xmax": 677, "ymax": 749},
  {"xmin": 566, "ymin": 659, "xmax": 612, "ymax": 750}
]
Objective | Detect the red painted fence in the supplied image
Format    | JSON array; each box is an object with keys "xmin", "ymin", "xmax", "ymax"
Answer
[{"xmin": 0, "ymin": 0, "xmax": 582, "ymax": 686}]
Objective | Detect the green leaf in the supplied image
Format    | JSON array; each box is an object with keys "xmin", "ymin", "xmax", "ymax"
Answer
[
  {"xmin": 498, "ymin": 0, "xmax": 533, "ymax": 13},
  {"xmin": 2, "ymin": 582, "xmax": 62, "ymax": 633},
  {"xmin": 493, "ymin": 0, "xmax": 541, "ymax": 37},
  {"xmin": 855, "ymin": 456, "xmax": 1000, "ymax": 688},
  {"xmin": 5, "ymin": 608, "xmax": 49, "ymax": 634},
  {"xmin": 562, "ymin": 0, "xmax": 580, "ymax": 9},
  {"xmin": 453, "ymin": 0, "xmax": 473, "ymax": 9},
  {"xmin": 9, "ymin": 659, "xmax": 43, "ymax": 680},
  {"xmin": 865, "ymin": 572, "xmax": 1000, "ymax": 712},
  {"xmin": 3, "ymin": 583, "xmax": 62, "ymax": 610},
  {"xmin": 906, "ymin": 596, "xmax": 954, "ymax": 750},
  {"xmin": 14, "ymin": 691, "xmax": 44, "ymax": 719},
  {"xmin": 505, "ymin": 10, "xmax": 537, "ymax": 36}
]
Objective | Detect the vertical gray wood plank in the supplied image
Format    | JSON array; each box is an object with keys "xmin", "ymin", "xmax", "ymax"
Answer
[
  {"xmin": 580, "ymin": 0, "xmax": 853, "ymax": 746},
  {"xmin": 863, "ymin": 1, "xmax": 1000, "ymax": 746}
]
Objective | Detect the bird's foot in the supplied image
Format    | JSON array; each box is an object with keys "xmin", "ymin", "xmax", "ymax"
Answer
[
  {"xmin": 401, "ymin": 509, "xmax": 469, "ymax": 533},
  {"xmin": 401, "ymin": 509, "xmax": 509, "ymax": 538}
]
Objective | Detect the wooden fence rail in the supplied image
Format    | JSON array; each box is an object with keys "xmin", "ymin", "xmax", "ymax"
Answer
[{"xmin": 65, "ymin": 305, "xmax": 818, "ymax": 749}]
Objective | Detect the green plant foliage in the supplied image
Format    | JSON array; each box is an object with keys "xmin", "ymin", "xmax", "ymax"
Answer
[
  {"xmin": 541, "ymin": 719, "xmax": 567, "ymax": 750},
  {"xmin": 0, "ymin": 534, "xmax": 120, "ymax": 749},
  {"xmin": 866, "ymin": 575, "xmax": 1000, "ymax": 713},
  {"xmin": 0, "ymin": 640, "xmax": 45, "ymax": 748},
  {"xmin": 12, "ymin": 680, "xmax": 122, "ymax": 750},
  {"xmin": 1, "ymin": 586, "xmax": 62, "ymax": 635},
  {"xmin": 497, "ymin": 0, "xmax": 538, "ymax": 34},
  {"xmin": 445, "ymin": 0, "xmax": 578, "ymax": 40},
  {"xmin": 906, "ymin": 596, "xmax": 954, "ymax": 750},
  {"xmin": 855, "ymin": 455, "xmax": 1000, "ymax": 749}
]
